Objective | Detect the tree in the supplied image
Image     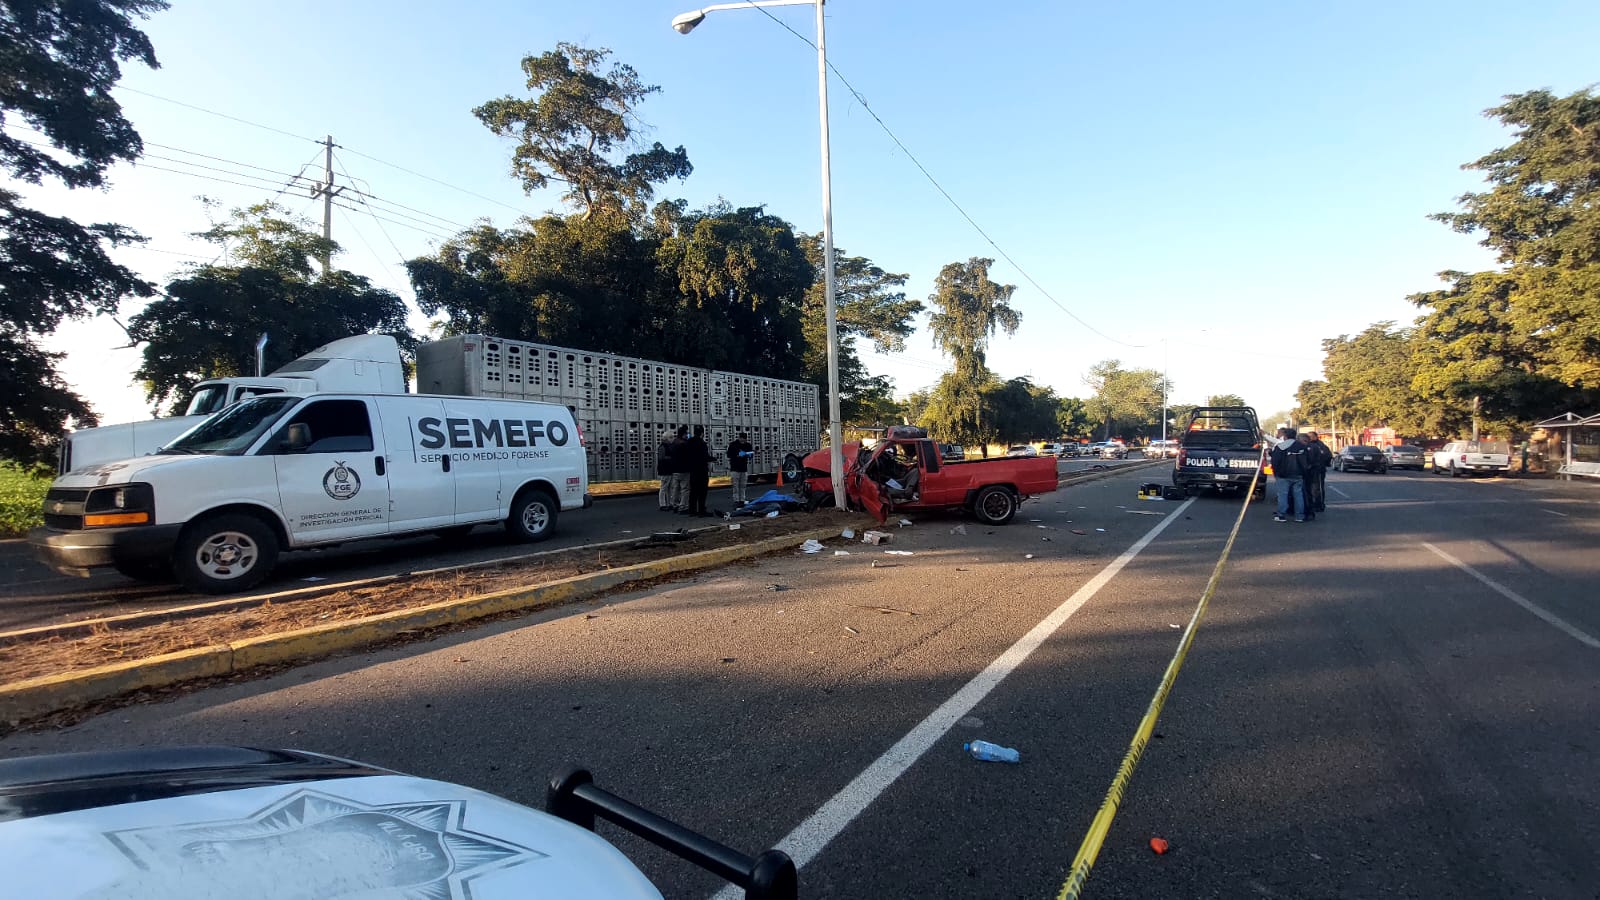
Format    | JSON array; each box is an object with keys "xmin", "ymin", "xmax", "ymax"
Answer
[
  {"xmin": 798, "ymin": 235, "xmax": 921, "ymax": 426},
  {"xmin": 1083, "ymin": 360, "xmax": 1166, "ymax": 440},
  {"xmin": 0, "ymin": 0, "xmax": 167, "ymax": 468},
  {"xmin": 1055, "ymin": 396, "xmax": 1092, "ymax": 439},
  {"xmin": 923, "ymin": 258, "xmax": 1020, "ymax": 450},
  {"xmin": 129, "ymin": 204, "xmax": 414, "ymax": 412},
  {"xmin": 1296, "ymin": 323, "xmax": 1436, "ymax": 435},
  {"xmin": 1408, "ymin": 88, "xmax": 1600, "ymax": 432},
  {"xmin": 1205, "ymin": 393, "xmax": 1248, "ymax": 408},
  {"xmin": 473, "ymin": 43, "xmax": 691, "ymax": 223}
]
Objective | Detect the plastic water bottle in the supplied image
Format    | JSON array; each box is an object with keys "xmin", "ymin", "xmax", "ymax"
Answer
[{"xmin": 963, "ymin": 740, "xmax": 1020, "ymax": 763}]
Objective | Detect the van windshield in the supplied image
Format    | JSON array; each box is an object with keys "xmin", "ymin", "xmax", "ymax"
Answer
[
  {"xmin": 184, "ymin": 384, "xmax": 232, "ymax": 417},
  {"xmin": 160, "ymin": 396, "xmax": 299, "ymax": 456}
]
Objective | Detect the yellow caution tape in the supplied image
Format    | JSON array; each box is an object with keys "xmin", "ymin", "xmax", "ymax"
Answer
[{"xmin": 1056, "ymin": 449, "xmax": 1267, "ymax": 900}]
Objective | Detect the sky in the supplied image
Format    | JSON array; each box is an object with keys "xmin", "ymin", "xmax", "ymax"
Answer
[{"xmin": 19, "ymin": 0, "xmax": 1600, "ymax": 429}]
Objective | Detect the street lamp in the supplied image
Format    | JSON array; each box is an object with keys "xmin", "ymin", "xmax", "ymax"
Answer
[{"xmin": 671, "ymin": 0, "xmax": 847, "ymax": 511}]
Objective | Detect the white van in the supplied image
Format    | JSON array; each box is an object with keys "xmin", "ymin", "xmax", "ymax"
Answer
[{"xmin": 32, "ymin": 393, "xmax": 591, "ymax": 593}]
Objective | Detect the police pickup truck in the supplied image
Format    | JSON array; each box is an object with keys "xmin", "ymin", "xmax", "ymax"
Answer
[
  {"xmin": 31, "ymin": 393, "xmax": 591, "ymax": 593},
  {"xmin": 1171, "ymin": 406, "xmax": 1266, "ymax": 499}
]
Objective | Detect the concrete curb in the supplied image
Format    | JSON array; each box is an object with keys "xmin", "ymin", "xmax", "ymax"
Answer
[{"xmin": 0, "ymin": 525, "xmax": 851, "ymax": 725}]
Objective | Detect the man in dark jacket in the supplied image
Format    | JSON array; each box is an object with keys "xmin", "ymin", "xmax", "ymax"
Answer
[
  {"xmin": 1301, "ymin": 430, "xmax": 1333, "ymax": 515},
  {"xmin": 726, "ymin": 432, "xmax": 753, "ymax": 506},
  {"xmin": 1269, "ymin": 426, "xmax": 1311, "ymax": 523},
  {"xmin": 668, "ymin": 425, "xmax": 689, "ymax": 512},
  {"xmin": 685, "ymin": 424, "xmax": 713, "ymax": 516},
  {"xmin": 656, "ymin": 431, "xmax": 675, "ymax": 511}
]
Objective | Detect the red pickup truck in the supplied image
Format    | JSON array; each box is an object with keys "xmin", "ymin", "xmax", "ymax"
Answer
[{"xmin": 795, "ymin": 427, "xmax": 1059, "ymax": 523}]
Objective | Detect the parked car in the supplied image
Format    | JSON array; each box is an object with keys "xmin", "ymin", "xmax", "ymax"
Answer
[
  {"xmin": 938, "ymin": 442, "xmax": 966, "ymax": 462},
  {"xmin": 1431, "ymin": 440, "xmax": 1511, "ymax": 477},
  {"xmin": 1037, "ymin": 442, "xmax": 1064, "ymax": 457},
  {"xmin": 1334, "ymin": 444, "xmax": 1388, "ymax": 473},
  {"xmin": 1005, "ymin": 445, "xmax": 1037, "ymax": 457},
  {"xmin": 1383, "ymin": 444, "xmax": 1426, "ymax": 470},
  {"xmin": 1057, "ymin": 443, "xmax": 1082, "ymax": 458}
]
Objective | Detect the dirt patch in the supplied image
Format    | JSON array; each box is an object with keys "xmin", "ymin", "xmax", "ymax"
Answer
[{"xmin": 1, "ymin": 510, "xmax": 864, "ymax": 685}]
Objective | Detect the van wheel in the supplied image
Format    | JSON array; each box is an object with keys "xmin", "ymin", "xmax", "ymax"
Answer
[
  {"xmin": 175, "ymin": 513, "xmax": 278, "ymax": 594},
  {"xmin": 972, "ymin": 486, "xmax": 1018, "ymax": 525},
  {"xmin": 113, "ymin": 558, "xmax": 173, "ymax": 583},
  {"xmin": 507, "ymin": 489, "xmax": 558, "ymax": 542}
]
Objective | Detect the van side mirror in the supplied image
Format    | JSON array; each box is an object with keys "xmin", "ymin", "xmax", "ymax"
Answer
[{"xmin": 282, "ymin": 423, "xmax": 313, "ymax": 453}]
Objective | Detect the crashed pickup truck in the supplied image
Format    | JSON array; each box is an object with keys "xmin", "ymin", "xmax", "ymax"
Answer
[
  {"xmin": 1172, "ymin": 406, "xmax": 1267, "ymax": 499},
  {"xmin": 796, "ymin": 426, "xmax": 1058, "ymax": 523}
]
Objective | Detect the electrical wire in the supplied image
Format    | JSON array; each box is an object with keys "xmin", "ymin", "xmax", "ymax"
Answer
[
  {"xmin": 336, "ymin": 142, "xmax": 536, "ymax": 219},
  {"xmin": 330, "ymin": 151, "xmax": 413, "ymax": 266},
  {"xmin": 746, "ymin": 3, "xmax": 1145, "ymax": 349},
  {"xmin": 113, "ymin": 85, "xmax": 321, "ymax": 143},
  {"xmin": 330, "ymin": 199, "xmax": 453, "ymax": 240}
]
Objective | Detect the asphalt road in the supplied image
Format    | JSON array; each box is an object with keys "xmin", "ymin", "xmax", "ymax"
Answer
[
  {"xmin": 0, "ymin": 457, "xmax": 1143, "ymax": 630},
  {"xmin": 7, "ymin": 465, "xmax": 1594, "ymax": 898}
]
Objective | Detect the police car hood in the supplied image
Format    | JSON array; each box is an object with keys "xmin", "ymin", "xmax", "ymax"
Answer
[
  {"xmin": 55, "ymin": 454, "xmax": 221, "ymax": 487},
  {"xmin": 0, "ymin": 773, "xmax": 663, "ymax": 899}
]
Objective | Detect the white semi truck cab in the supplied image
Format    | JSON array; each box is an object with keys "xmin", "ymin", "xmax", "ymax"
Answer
[{"xmin": 61, "ymin": 335, "xmax": 407, "ymax": 473}]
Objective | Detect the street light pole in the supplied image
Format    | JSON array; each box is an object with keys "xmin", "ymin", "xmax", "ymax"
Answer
[{"xmin": 671, "ymin": 0, "xmax": 846, "ymax": 510}]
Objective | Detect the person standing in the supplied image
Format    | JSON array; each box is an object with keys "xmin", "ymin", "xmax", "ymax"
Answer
[
  {"xmin": 726, "ymin": 431, "xmax": 753, "ymax": 506},
  {"xmin": 1302, "ymin": 430, "xmax": 1333, "ymax": 515},
  {"xmin": 1269, "ymin": 426, "xmax": 1310, "ymax": 523},
  {"xmin": 668, "ymin": 425, "xmax": 690, "ymax": 512},
  {"xmin": 685, "ymin": 424, "xmax": 713, "ymax": 516},
  {"xmin": 656, "ymin": 431, "xmax": 676, "ymax": 511}
]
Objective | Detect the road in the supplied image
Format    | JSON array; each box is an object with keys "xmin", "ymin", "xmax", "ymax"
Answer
[
  {"xmin": 0, "ymin": 456, "xmax": 1144, "ymax": 630},
  {"xmin": 8, "ymin": 464, "xmax": 1595, "ymax": 897}
]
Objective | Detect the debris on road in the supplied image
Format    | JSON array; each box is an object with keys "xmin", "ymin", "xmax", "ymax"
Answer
[
  {"xmin": 1096, "ymin": 528, "xmax": 1107, "ymax": 532},
  {"xmin": 1071, "ymin": 529, "xmax": 1088, "ymax": 535},
  {"xmin": 883, "ymin": 550, "xmax": 914, "ymax": 556},
  {"xmin": 800, "ymin": 539, "xmax": 825, "ymax": 554},
  {"xmin": 949, "ymin": 524, "xmax": 967, "ymax": 535},
  {"xmin": 728, "ymin": 523, "xmax": 741, "ymax": 530},
  {"xmin": 765, "ymin": 510, "xmax": 780, "ymax": 518},
  {"xmin": 720, "ymin": 657, "xmax": 737, "ymax": 664},
  {"xmin": 963, "ymin": 740, "xmax": 1021, "ymax": 763},
  {"xmin": 767, "ymin": 583, "xmax": 789, "ymax": 592},
  {"xmin": 862, "ymin": 530, "xmax": 892, "ymax": 545},
  {"xmin": 858, "ymin": 605, "xmax": 919, "ymax": 616},
  {"xmin": 1024, "ymin": 554, "xmax": 1035, "ymax": 559},
  {"xmin": 844, "ymin": 625, "xmax": 860, "ymax": 635},
  {"xmin": 898, "ymin": 518, "xmax": 914, "ymax": 527},
  {"xmin": 1127, "ymin": 510, "xmax": 1165, "ymax": 516},
  {"xmin": 841, "ymin": 528, "xmax": 856, "ymax": 539},
  {"xmin": 833, "ymin": 550, "xmax": 851, "ymax": 556},
  {"xmin": 1150, "ymin": 837, "xmax": 1170, "ymax": 855}
]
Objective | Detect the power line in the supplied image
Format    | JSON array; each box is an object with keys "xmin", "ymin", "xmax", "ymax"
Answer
[
  {"xmin": 330, "ymin": 157, "xmax": 470, "ymax": 232},
  {"xmin": 114, "ymin": 85, "xmax": 320, "ymax": 143},
  {"xmin": 747, "ymin": 4, "xmax": 1145, "ymax": 349},
  {"xmin": 333, "ymin": 205, "xmax": 411, "ymax": 295},
  {"xmin": 331, "ymin": 151, "xmax": 412, "ymax": 264},
  {"xmin": 330, "ymin": 199, "xmax": 452, "ymax": 240},
  {"xmin": 337, "ymin": 142, "xmax": 536, "ymax": 219}
]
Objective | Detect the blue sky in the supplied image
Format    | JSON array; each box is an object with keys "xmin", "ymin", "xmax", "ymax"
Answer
[{"xmin": 24, "ymin": 0, "xmax": 1600, "ymax": 427}]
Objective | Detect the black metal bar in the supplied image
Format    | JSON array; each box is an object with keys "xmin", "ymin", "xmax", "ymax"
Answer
[{"xmin": 546, "ymin": 766, "xmax": 797, "ymax": 900}]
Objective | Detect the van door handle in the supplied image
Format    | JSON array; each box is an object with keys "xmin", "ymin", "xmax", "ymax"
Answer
[
  {"xmin": 442, "ymin": 455, "xmax": 451, "ymax": 473},
  {"xmin": 374, "ymin": 456, "xmax": 386, "ymax": 477}
]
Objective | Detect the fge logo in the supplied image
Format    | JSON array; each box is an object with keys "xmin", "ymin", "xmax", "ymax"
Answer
[{"xmin": 323, "ymin": 461, "xmax": 361, "ymax": 500}]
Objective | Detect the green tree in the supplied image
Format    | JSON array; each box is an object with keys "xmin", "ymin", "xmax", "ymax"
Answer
[
  {"xmin": 473, "ymin": 43, "xmax": 691, "ymax": 223},
  {"xmin": 1205, "ymin": 393, "xmax": 1248, "ymax": 408},
  {"xmin": 1055, "ymin": 396, "xmax": 1092, "ymax": 439},
  {"xmin": 923, "ymin": 258, "xmax": 1020, "ymax": 450},
  {"xmin": 129, "ymin": 204, "xmax": 415, "ymax": 412},
  {"xmin": 1410, "ymin": 88, "xmax": 1600, "ymax": 431},
  {"xmin": 1297, "ymin": 322, "xmax": 1436, "ymax": 435},
  {"xmin": 0, "ymin": 0, "xmax": 166, "ymax": 469},
  {"xmin": 798, "ymin": 235, "xmax": 921, "ymax": 426},
  {"xmin": 1083, "ymin": 360, "xmax": 1166, "ymax": 440}
]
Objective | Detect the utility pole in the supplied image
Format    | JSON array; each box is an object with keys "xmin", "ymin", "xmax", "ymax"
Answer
[{"xmin": 308, "ymin": 135, "xmax": 343, "ymax": 276}]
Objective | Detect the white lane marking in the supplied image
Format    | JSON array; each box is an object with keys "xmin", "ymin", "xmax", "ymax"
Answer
[
  {"xmin": 1543, "ymin": 509, "xmax": 1569, "ymax": 518},
  {"xmin": 1422, "ymin": 542, "xmax": 1600, "ymax": 649},
  {"xmin": 1328, "ymin": 485, "xmax": 1351, "ymax": 499},
  {"xmin": 710, "ymin": 498, "xmax": 1198, "ymax": 898}
]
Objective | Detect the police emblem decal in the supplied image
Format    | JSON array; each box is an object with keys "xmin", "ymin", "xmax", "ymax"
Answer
[{"xmin": 323, "ymin": 461, "xmax": 361, "ymax": 500}]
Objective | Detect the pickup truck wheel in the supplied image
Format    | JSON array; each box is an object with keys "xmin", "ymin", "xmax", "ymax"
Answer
[
  {"xmin": 780, "ymin": 453, "xmax": 804, "ymax": 486},
  {"xmin": 507, "ymin": 489, "xmax": 558, "ymax": 542},
  {"xmin": 1448, "ymin": 462, "xmax": 1460, "ymax": 478},
  {"xmin": 175, "ymin": 513, "xmax": 279, "ymax": 594},
  {"xmin": 972, "ymin": 486, "xmax": 1018, "ymax": 525}
]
